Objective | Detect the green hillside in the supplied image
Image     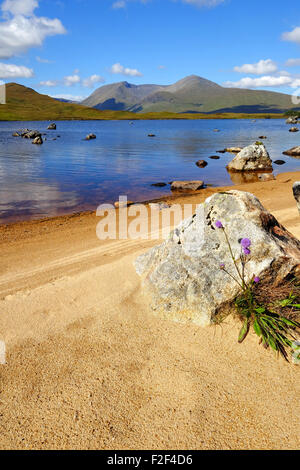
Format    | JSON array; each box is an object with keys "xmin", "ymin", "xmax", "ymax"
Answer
[{"xmin": 0, "ymin": 82, "xmax": 286, "ymax": 121}]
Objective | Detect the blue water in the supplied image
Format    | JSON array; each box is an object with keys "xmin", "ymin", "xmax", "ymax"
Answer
[{"xmin": 0, "ymin": 119, "xmax": 299, "ymax": 223}]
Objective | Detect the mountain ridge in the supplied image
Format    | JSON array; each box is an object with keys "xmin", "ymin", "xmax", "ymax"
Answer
[{"xmin": 81, "ymin": 75, "xmax": 296, "ymax": 114}]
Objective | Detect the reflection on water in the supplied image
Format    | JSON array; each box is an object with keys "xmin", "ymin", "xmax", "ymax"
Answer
[
  {"xmin": 0, "ymin": 119, "xmax": 299, "ymax": 223},
  {"xmin": 227, "ymin": 170, "xmax": 275, "ymax": 184}
]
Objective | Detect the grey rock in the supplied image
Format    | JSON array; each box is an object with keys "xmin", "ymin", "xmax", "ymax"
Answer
[
  {"xmin": 171, "ymin": 181, "xmax": 204, "ymax": 192},
  {"xmin": 283, "ymin": 146, "xmax": 300, "ymax": 158},
  {"xmin": 227, "ymin": 143, "xmax": 273, "ymax": 172},
  {"xmin": 135, "ymin": 191, "xmax": 300, "ymax": 326},
  {"xmin": 32, "ymin": 136, "xmax": 43, "ymax": 145},
  {"xmin": 293, "ymin": 182, "xmax": 300, "ymax": 214},
  {"xmin": 23, "ymin": 130, "xmax": 42, "ymax": 139},
  {"xmin": 47, "ymin": 123, "xmax": 57, "ymax": 130},
  {"xmin": 286, "ymin": 117, "xmax": 298, "ymax": 124},
  {"xmin": 85, "ymin": 133, "xmax": 96, "ymax": 140}
]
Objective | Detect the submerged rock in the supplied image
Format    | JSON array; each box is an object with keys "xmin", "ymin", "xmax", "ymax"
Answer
[
  {"xmin": 135, "ymin": 191, "xmax": 300, "ymax": 326},
  {"xmin": 170, "ymin": 181, "xmax": 204, "ymax": 192},
  {"xmin": 227, "ymin": 143, "xmax": 273, "ymax": 172},
  {"xmin": 293, "ymin": 182, "xmax": 300, "ymax": 214},
  {"xmin": 151, "ymin": 182, "xmax": 167, "ymax": 187}
]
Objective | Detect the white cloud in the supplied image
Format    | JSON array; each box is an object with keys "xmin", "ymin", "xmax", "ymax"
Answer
[
  {"xmin": 63, "ymin": 74, "xmax": 81, "ymax": 86},
  {"xmin": 51, "ymin": 94, "xmax": 86, "ymax": 102},
  {"xmin": 112, "ymin": 0, "xmax": 126, "ymax": 9},
  {"xmin": 82, "ymin": 74, "xmax": 105, "ymax": 88},
  {"xmin": 0, "ymin": 0, "xmax": 66, "ymax": 59},
  {"xmin": 224, "ymin": 75, "xmax": 292, "ymax": 89},
  {"xmin": 39, "ymin": 80, "xmax": 58, "ymax": 86},
  {"xmin": 110, "ymin": 62, "xmax": 142, "ymax": 77},
  {"xmin": 282, "ymin": 27, "xmax": 300, "ymax": 44},
  {"xmin": 2, "ymin": 0, "xmax": 38, "ymax": 16},
  {"xmin": 234, "ymin": 59, "xmax": 277, "ymax": 75},
  {"xmin": 285, "ymin": 58, "xmax": 300, "ymax": 67},
  {"xmin": 0, "ymin": 62, "xmax": 33, "ymax": 78},
  {"xmin": 182, "ymin": 0, "xmax": 224, "ymax": 6}
]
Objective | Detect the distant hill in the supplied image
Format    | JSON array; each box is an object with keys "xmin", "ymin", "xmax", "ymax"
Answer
[
  {"xmin": 82, "ymin": 75, "xmax": 297, "ymax": 114},
  {"xmin": 0, "ymin": 83, "xmax": 140, "ymax": 121}
]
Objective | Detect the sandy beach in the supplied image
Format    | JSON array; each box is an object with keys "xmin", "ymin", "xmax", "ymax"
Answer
[{"xmin": 0, "ymin": 171, "xmax": 299, "ymax": 450}]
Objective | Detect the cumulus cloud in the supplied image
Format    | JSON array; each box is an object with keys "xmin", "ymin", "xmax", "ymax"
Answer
[
  {"xmin": 0, "ymin": 0, "xmax": 66, "ymax": 59},
  {"xmin": 234, "ymin": 59, "xmax": 277, "ymax": 75},
  {"xmin": 82, "ymin": 74, "xmax": 105, "ymax": 88},
  {"xmin": 110, "ymin": 62, "xmax": 142, "ymax": 77},
  {"xmin": 282, "ymin": 27, "xmax": 300, "ymax": 44},
  {"xmin": 0, "ymin": 62, "xmax": 33, "ymax": 78},
  {"xmin": 36, "ymin": 56, "xmax": 53, "ymax": 63},
  {"xmin": 39, "ymin": 80, "xmax": 58, "ymax": 87},
  {"xmin": 285, "ymin": 58, "xmax": 300, "ymax": 67},
  {"xmin": 63, "ymin": 74, "xmax": 81, "ymax": 86},
  {"xmin": 224, "ymin": 75, "xmax": 292, "ymax": 89},
  {"xmin": 112, "ymin": 0, "xmax": 126, "ymax": 9}
]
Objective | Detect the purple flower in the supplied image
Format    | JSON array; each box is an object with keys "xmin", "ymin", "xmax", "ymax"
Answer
[
  {"xmin": 243, "ymin": 247, "xmax": 251, "ymax": 256},
  {"xmin": 254, "ymin": 276, "xmax": 260, "ymax": 283},
  {"xmin": 215, "ymin": 220, "xmax": 223, "ymax": 229},
  {"xmin": 220, "ymin": 263, "xmax": 225, "ymax": 269},
  {"xmin": 240, "ymin": 238, "xmax": 251, "ymax": 248}
]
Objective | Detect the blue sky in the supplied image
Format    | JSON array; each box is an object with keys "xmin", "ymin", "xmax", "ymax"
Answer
[{"xmin": 1, "ymin": 0, "xmax": 300, "ymax": 101}]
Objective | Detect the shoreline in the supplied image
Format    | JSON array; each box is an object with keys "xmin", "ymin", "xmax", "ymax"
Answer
[{"xmin": 1, "ymin": 169, "xmax": 299, "ymax": 234}]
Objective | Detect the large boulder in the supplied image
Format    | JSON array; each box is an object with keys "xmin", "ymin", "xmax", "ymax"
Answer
[
  {"xmin": 135, "ymin": 191, "xmax": 300, "ymax": 326},
  {"xmin": 293, "ymin": 182, "xmax": 300, "ymax": 214},
  {"xmin": 283, "ymin": 147, "xmax": 300, "ymax": 158},
  {"xmin": 170, "ymin": 181, "xmax": 204, "ymax": 192},
  {"xmin": 227, "ymin": 143, "xmax": 273, "ymax": 172}
]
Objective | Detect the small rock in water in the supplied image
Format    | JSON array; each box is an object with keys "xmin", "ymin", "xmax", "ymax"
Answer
[
  {"xmin": 209, "ymin": 155, "xmax": 220, "ymax": 160},
  {"xmin": 171, "ymin": 181, "xmax": 204, "ymax": 192},
  {"xmin": 32, "ymin": 136, "xmax": 43, "ymax": 145},
  {"xmin": 259, "ymin": 136, "xmax": 267, "ymax": 139},
  {"xmin": 12, "ymin": 132, "xmax": 20, "ymax": 137},
  {"xmin": 22, "ymin": 130, "xmax": 42, "ymax": 139},
  {"xmin": 85, "ymin": 133, "xmax": 96, "ymax": 140},
  {"xmin": 283, "ymin": 146, "xmax": 300, "ymax": 157},
  {"xmin": 148, "ymin": 134, "xmax": 156, "ymax": 137},
  {"xmin": 225, "ymin": 147, "xmax": 243, "ymax": 154},
  {"xmin": 273, "ymin": 160, "xmax": 286, "ymax": 165},
  {"xmin": 47, "ymin": 123, "xmax": 56, "ymax": 130},
  {"xmin": 213, "ymin": 129, "xmax": 220, "ymax": 132},
  {"xmin": 151, "ymin": 182, "xmax": 167, "ymax": 187},
  {"xmin": 217, "ymin": 149, "xmax": 226, "ymax": 154},
  {"xmin": 289, "ymin": 127, "xmax": 299, "ymax": 133},
  {"xmin": 196, "ymin": 160, "xmax": 208, "ymax": 168}
]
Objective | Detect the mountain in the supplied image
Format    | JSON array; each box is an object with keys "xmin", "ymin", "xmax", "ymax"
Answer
[
  {"xmin": 82, "ymin": 75, "xmax": 297, "ymax": 114},
  {"xmin": 0, "ymin": 83, "xmax": 140, "ymax": 121}
]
